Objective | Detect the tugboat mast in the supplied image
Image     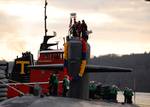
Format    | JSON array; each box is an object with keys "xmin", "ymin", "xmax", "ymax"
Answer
[
  {"xmin": 40, "ymin": 0, "xmax": 58, "ymax": 50},
  {"xmin": 44, "ymin": 0, "xmax": 48, "ymax": 36}
]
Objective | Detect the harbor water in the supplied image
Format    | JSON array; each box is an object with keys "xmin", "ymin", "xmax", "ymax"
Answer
[{"xmin": 117, "ymin": 92, "xmax": 150, "ymax": 107}]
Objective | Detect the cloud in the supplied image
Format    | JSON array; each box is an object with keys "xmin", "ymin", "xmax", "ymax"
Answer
[
  {"xmin": 6, "ymin": 36, "xmax": 27, "ymax": 53},
  {"xmin": 0, "ymin": 0, "xmax": 150, "ymax": 60},
  {"xmin": 0, "ymin": 12, "xmax": 21, "ymax": 37},
  {"xmin": 0, "ymin": 11, "xmax": 27, "ymax": 54}
]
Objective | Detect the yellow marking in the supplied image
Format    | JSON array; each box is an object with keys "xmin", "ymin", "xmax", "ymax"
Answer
[
  {"xmin": 16, "ymin": 61, "xmax": 30, "ymax": 74},
  {"xmin": 79, "ymin": 60, "xmax": 87, "ymax": 77},
  {"xmin": 63, "ymin": 42, "xmax": 68, "ymax": 60}
]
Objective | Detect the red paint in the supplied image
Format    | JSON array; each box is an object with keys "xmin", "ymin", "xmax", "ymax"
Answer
[{"xmin": 7, "ymin": 51, "xmax": 65, "ymax": 98}]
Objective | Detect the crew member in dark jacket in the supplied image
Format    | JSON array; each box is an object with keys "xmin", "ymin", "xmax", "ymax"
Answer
[
  {"xmin": 81, "ymin": 20, "xmax": 88, "ymax": 41},
  {"xmin": 62, "ymin": 75, "xmax": 70, "ymax": 97},
  {"xmin": 124, "ymin": 87, "xmax": 133, "ymax": 104},
  {"xmin": 72, "ymin": 21, "xmax": 78, "ymax": 37},
  {"xmin": 49, "ymin": 74, "xmax": 58, "ymax": 96},
  {"xmin": 77, "ymin": 21, "xmax": 82, "ymax": 37}
]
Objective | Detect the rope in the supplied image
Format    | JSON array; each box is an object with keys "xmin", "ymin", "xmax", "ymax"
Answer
[{"xmin": 0, "ymin": 79, "xmax": 25, "ymax": 96}]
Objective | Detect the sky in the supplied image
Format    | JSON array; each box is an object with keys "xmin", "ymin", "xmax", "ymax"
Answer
[{"xmin": 0, "ymin": 0, "xmax": 150, "ymax": 61}]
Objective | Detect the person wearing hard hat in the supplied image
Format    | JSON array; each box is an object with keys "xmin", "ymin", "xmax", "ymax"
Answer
[
  {"xmin": 110, "ymin": 85, "xmax": 119, "ymax": 102},
  {"xmin": 89, "ymin": 81, "xmax": 96, "ymax": 99},
  {"xmin": 123, "ymin": 87, "xmax": 128, "ymax": 103},
  {"xmin": 62, "ymin": 75, "xmax": 70, "ymax": 97},
  {"xmin": 127, "ymin": 88, "xmax": 133, "ymax": 104},
  {"xmin": 49, "ymin": 74, "xmax": 58, "ymax": 96},
  {"xmin": 33, "ymin": 83, "xmax": 42, "ymax": 96},
  {"xmin": 124, "ymin": 87, "xmax": 133, "ymax": 104}
]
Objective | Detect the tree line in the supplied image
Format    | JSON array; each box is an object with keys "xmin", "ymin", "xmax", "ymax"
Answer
[{"xmin": 89, "ymin": 53, "xmax": 150, "ymax": 92}]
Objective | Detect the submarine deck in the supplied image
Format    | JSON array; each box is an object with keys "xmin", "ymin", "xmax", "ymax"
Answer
[{"xmin": 0, "ymin": 95, "xmax": 139, "ymax": 107}]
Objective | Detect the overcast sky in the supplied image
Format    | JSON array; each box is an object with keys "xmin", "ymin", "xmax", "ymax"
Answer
[{"xmin": 0, "ymin": 0, "xmax": 150, "ymax": 61}]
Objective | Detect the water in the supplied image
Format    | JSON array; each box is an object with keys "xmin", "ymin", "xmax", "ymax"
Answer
[{"xmin": 117, "ymin": 92, "xmax": 150, "ymax": 107}]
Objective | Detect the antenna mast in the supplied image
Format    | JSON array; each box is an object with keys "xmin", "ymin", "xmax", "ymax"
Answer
[{"xmin": 44, "ymin": 0, "xmax": 48, "ymax": 36}]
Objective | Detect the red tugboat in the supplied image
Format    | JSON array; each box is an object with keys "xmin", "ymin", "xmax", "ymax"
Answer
[
  {"xmin": 7, "ymin": 0, "xmax": 65, "ymax": 97},
  {"xmin": 0, "ymin": 0, "xmax": 132, "ymax": 101},
  {"xmin": 7, "ymin": 35, "xmax": 65, "ymax": 98}
]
